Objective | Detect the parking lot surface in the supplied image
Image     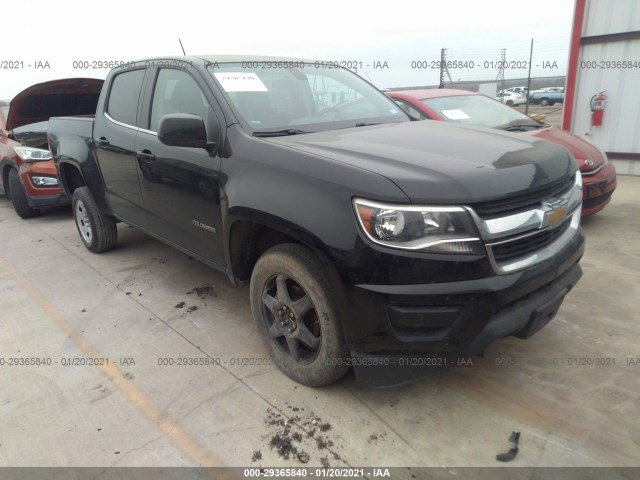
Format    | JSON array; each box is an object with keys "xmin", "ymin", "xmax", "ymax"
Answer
[{"xmin": 0, "ymin": 176, "xmax": 638, "ymax": 470}]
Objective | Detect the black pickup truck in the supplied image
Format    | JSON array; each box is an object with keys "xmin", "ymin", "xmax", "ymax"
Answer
[{"xmin": 48, "ymin": 56, "xmax": 584, "ymax": 387}]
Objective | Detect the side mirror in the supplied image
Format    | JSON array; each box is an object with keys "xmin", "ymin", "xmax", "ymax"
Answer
[{"xmin": 158, "ymin": 114, "xmax": 216, "ymax": 152}]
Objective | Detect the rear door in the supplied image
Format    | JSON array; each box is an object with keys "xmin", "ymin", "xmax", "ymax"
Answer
[
  {"xmin": 93, "ymin": 68, "xmax": 148, "ymax": 227},
  {"xmin": 135, "ymin": 67, "xmax": 225, "ymax": 265}
]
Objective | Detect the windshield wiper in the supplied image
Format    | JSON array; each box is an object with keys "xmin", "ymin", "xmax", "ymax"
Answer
[
  {"xmin": 335, "ymin": 122, "xmax": 382, "ymax": 130},
  {"xmin": 253, "ymin": 129, "xmax": 312, "ymax": 137},
  {"xmin": 500, "ymin": 124, "xmax": 548, "ymax": 132}
]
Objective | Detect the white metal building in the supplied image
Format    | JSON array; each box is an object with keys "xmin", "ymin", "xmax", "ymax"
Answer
[{"xmin": 564, "ymin": 0, "xmax": 640, "ymax": 175}]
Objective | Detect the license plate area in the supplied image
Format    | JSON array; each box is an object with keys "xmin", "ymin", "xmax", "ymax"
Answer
[{"xmin": 586, "ymin": 179, "xmax": 607, "ymax": 198}]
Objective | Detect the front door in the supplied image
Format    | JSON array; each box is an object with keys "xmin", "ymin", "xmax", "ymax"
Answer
[{"xmin": 135, "ymin": 68, "xmax": 224, "ymax": 265}]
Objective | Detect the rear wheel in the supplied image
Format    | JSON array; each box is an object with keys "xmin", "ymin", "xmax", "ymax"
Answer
[
  {"xmin": 72, "ymin": 187, "xmax": 117, "ymax": 253},
  {"xmin": 8, "ymin": 168, "xmax": 39, "ymax": 219},
  {"xmin": 506, "ymin": 100, "xmax": 514, "ymax": 106},
  {"xmin": 250, "ymin": 244, "xmax": 349, "ymax": 386}
]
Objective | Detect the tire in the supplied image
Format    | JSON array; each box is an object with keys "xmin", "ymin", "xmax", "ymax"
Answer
[
  {"xmin": 540, "ymin": 98, "xmax": 550, "ymax": 106},
  {"xmin": 506, "ymin": 100, "xmax": 514, "ymax": 106},
  {"xmin": 250, "ymin": 243, "xmax": 349, "ymax": 386},
  {"xmin": 8, "ymin": 168, "xmax": 39, "ymax": 219},
  {"xmin": 72, "ymin": 186, "xmax": 117, "ymax": 253},
  {"xmin": 548, "ymin": 101, "xmax": 556, "ymax": 106}
]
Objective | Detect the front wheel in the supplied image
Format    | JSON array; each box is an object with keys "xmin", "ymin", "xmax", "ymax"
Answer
[
  {"xmin": 8, "ymin": 168, "xmax": 39, "ymax": 219},
  {"xmin": 540, "ymin": 98, "xmax": 550, "ymax": 106},
  {"xmin": 250, "ymin": 244, "xmax": 349, "ymax": 386},
  {"xmin": 72, "ymin": 187, "xmax": 117, "ymax": 253}
]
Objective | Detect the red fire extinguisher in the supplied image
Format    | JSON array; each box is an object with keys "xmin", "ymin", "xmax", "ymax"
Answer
[{"xmin": 590, "ymin": 91, "xmax": 607, "ymax": 127}]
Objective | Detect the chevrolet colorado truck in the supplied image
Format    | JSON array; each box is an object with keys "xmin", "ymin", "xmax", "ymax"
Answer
[{"xmin": 48, "ymin": 56, "xmax": 585, "ymax": 387}]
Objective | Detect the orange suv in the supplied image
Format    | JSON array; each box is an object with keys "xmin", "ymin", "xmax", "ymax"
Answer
[{"xmin": 0, "ymin": 78, "xmax": 103, "ymax": 218}]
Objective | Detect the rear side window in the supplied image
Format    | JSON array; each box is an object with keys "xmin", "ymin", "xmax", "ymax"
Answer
[{"xmin": 107, "ymin": 69, "xmax": 145, "ymax": 126}]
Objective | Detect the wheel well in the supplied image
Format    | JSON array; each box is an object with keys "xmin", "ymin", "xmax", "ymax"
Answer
[
  {"xmin": 229, "ymin": 220, "xmax": 299, "ymax": 284},
  {"xmin": 61, "ymin": 163, "xmax": 86, "ymax": 193}
]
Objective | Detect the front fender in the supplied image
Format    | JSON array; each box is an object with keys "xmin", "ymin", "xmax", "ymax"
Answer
[{"xmin": 220, "ymin": 125, "xmax": 408, "ymax": 256}]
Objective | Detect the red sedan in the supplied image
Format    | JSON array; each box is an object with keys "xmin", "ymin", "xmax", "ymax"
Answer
[{"xmin": 388, "ymin": 89, "xmax": 616, "ymax": 216}]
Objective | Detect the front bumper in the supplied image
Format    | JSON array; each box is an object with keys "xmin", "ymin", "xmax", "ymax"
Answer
[
  {"xmin": 336, "ymin": 226, "xmax": 584, "ymax": 387},
  {"xmin": 18, "ymin": 164, "xmax": 69, "ymax": 209},
  {"xmin": 27, "ymin": 191, "xmax": 70, "ymax": 209},
  {"xmin": 581, "ymin": 162, "xmax": 616, "ymax": 216},
  {"xmin": 351, "ymin": 263, "xmax": 582, "ymax": 387}
]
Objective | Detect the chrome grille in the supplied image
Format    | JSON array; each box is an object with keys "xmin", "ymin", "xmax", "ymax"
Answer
[
  {"xmin": 581, "ymin": 164, "xmax": 604, "ymax": 177},
  {"xmin": 471, "ymin": 175, "xmax": 574, "ymax": 216},
  {"xmin": 490, "ymin": 219, "xmax": 572, "ymax": 261},
  {"xmin": 467, "ymin": 172, "xmax": 583, "ymax": 274}
]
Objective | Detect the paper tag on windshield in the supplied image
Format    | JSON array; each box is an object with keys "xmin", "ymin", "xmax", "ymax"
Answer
[
  {"xmin": 213, "ymin": 72, "xmax": 268, "ymax": 92},
  {"xmin": 440, "ymin": 109, "xmax": 470, "ymax": 120}
]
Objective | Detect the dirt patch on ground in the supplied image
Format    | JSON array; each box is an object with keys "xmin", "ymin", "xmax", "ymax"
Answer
[
  {"xmin": 187, "ymin": 283, "xmax": 217, "ymax": 299},
  {"xmin": 261, "ymin": 408, "xmax": 341, "ymax": 466}
]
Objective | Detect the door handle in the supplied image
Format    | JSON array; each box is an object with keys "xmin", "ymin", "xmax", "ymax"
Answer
[
  {"xmin": 98, "ymin": 137, "xmax": 110, "ymax": 147},
  {"xmin": 136, "ymin": 150, "xmax": 156, "ymax": 163}
]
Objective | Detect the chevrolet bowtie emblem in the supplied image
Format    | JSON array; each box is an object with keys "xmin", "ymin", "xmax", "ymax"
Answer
[{"xmin": 544, "ymin": 206, "xmax": 566, "ymax": 227}]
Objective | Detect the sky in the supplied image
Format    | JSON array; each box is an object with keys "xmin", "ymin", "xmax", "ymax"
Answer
[{"xmin": 0, "ymin": 0, "xmax": 576, "ymax": 100}]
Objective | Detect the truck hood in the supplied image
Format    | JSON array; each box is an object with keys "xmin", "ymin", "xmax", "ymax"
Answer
[
  {"xmin": 7, "ymin": 78, "xmax": 104, "ymax": 130},
  {"xmin": 266, "ymin": 121, "xmax": 576, "ymax": 203}
]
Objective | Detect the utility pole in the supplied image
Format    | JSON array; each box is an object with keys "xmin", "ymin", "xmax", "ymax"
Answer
[
  {"xmin": 439, "ymin": 48, "xmax": 452, "ymax": 88},
  {"xmin": 496, "ymin": 48, "xmax": 506, "ymax": 97}
]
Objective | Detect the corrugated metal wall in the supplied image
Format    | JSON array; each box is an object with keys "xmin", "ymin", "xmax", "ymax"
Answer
[
  {"xmin": 570, "ymin": 0, "xmax": 640, "ymax": 174},
  {"xmin": 583, "ymin": 0, "xmax": 640, "ymax": 36},
  {"xmin": 572, "ymin": 40, "xmax": 640, "ymax": 152}
]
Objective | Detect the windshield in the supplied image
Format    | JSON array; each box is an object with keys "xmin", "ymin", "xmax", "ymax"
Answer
[
  {"xmin": 207, "ymin": 62, "xmax": 408, "ymax": 134},
  {"xmin": 422, "ymin": 95, "xmax": 543, "ymax": 129}
]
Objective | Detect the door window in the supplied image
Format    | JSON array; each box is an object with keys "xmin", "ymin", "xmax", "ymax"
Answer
[{"xmin": 150, "ymin": 69, "xmax": 208, "ymax": 132}]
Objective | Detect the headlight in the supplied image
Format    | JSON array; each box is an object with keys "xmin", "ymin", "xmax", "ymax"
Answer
[
  {"xmin": 353, "ymin": 199, "xmax": 483, "ymax": 254},
  {"xmin": 30, "ymin": 175, "xmax": 59, "ymax": 187},
  {"xmin": 13, "ymin": 146, "xmax": 52, "ymax": 162}
]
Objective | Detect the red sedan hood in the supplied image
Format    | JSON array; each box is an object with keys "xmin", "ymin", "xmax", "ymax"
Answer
[
  {"xmin": 7, "ymin": 78, "xmax": 104, "ymax": 130},
  {"xmin": 523, "ymin": 126, "xmax": 605, "ymax": 171}
]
